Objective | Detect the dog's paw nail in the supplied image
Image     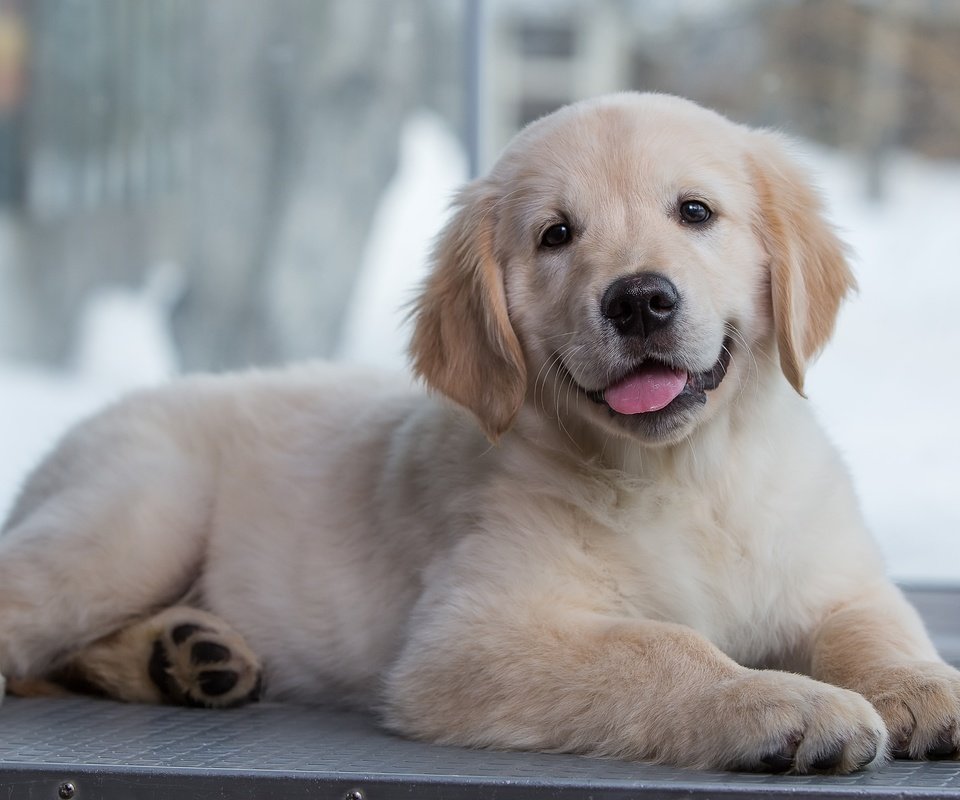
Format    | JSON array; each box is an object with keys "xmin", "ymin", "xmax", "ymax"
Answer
[
  {"xmin": 755, "ymin": 732, "xmax": 802, "ymax": 773},
  {"xmin": 182, "ymin": 692, "xmax": 206, "ymax": 708},
  {"xmin": 855, "ymin": 738, "xmax": 881, "ymax": 770},
  {"xmin": 191, "ymin": 641, "xmax": 231, "ymax": 665},
  {"xmin": 890, "ymin": 727, "xmax": 911, "ymax": 759},
  {"xmin": 925, "ymin": 728, "xmax": 957, "ymax": 760},
  {"xmin": 760, "ymin": 745, "xmax": 797, "ymax": 773},
  {"xmin": 811, "ymin": 744, "xmax": 845, "ymax": 772},
  {"xmin": 759, "ymin": 752, "xmax": 794, "ymax": 773}
]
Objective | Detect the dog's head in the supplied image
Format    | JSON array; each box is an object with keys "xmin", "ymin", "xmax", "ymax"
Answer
[{"xmin": 411, "ymin": 93, "xmax": 854, "ymax": 445}]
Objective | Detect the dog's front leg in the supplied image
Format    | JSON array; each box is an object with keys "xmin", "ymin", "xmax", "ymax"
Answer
[
  {"xmin": 384, "ymin": 606, "xmax": 885, "ymax": 773},
  {"xmin": 810, "ymin": 582, "xmax": 960, "ymax": 760}
]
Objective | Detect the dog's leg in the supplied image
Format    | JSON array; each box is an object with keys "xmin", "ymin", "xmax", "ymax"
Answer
[
  {"xmin": 0, "ymin": 442, "xmax": 214, "ymax": 688},
  {"xmin": 810, "ymin": 582, "xmax": 960, "ymax": 760},
  {"xmin": 383, "ymin": 605, "xmax": 887, "ymax": 773},
  {"xmin": 8, "ymin": 606, "xmax": 263, "ymax": 708}
]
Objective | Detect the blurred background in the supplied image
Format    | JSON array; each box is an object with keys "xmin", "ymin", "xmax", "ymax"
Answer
[{"xmin": 0, "ymin": 0, "xmax": 957, "ymax": 580}]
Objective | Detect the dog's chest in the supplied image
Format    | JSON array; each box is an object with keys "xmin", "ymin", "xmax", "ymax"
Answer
[{"xmin": 589, "ymin": 481, "xmax": 806, "ymax": 665}]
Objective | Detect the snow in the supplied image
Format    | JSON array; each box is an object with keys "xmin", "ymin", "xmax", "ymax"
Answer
[
  {"xmin": 1, "ymin": 117, "xmax": 957, "ymax": 582},
  {"xmin": 0, "ymin": 264, "xmax": 184, "ymax": 515},
  {"xmin": 0, "ymin": 362, "xmax": 122, "ymax": 511},
  {"xmin": 803, "ymin": 147, "xmax": 960, "ymax": 582},
  {"xmin": 336, "ymin": 112, "xmax": 468, "ymax": 367},
  {"xmin": 73, "ymin": 261, "xmax": 184, "ymax": 385}
]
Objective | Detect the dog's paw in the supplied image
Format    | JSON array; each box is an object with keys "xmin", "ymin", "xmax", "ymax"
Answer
[
  {"xmin": 854, "ymin": 662, "xmax": 960, "ymax": 760},
  {"xmin": 148, "ymin": 611, "xmax": 263, "ymax": 708},
  {"xmin": 715, "ymin": 670, "xmax": 886, "ymax": 774}
]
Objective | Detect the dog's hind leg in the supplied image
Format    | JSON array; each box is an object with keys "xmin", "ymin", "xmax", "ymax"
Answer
[
  {"xmin": 0, "ymin": 409, "xmax": 217, "ymax": 691},
  {"xmin": 8, "ymin": 606, "xmax": 263, "ymax": 708}
]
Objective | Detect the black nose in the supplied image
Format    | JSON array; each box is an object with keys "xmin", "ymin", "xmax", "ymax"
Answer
[{"xmin": 600, "ymin": 272, "xmax": 679, "ymax": 338}]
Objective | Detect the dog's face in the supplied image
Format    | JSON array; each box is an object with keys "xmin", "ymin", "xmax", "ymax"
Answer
[{"xmin": 411, "ymin": 94, "xmax": 855, "ymax": 445}]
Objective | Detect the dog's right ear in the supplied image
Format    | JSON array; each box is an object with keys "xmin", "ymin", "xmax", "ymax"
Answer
[{"xmin": 409, "ymin": 181, "xmax": 526, "ymax": 443}]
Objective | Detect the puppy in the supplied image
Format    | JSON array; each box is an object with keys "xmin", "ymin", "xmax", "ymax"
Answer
[{"xmin": 2, "ymin": 93, "xmax": 957, "ymax": 774}]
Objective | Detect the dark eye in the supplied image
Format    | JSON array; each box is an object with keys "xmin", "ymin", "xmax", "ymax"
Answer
[
  {"xmin": 540, "ymin": 222, "xmax": 572, "ymax": 248},
  {"xmin": 679, "ymin": 200, "xmax": 712, "ymax": 224}
]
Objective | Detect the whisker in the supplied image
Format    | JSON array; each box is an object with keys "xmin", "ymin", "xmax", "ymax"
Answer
[
  {"xmin": 546, "ymin": 341, "xmax": 592, "ymax": 453},
  {"xmin": 539, "ymin": 331, "xmax": 581, "ymax": 343},
  {"xmin": 565, "ymin": 344, "xmax": 584, "ymax": 414},
  {"xmin": 535, "ymin": 351, "xmax": 566, "ymax": 418},
  {"xmin": 724, "ymin": 325, "xmax": 761, "ymax": 402}
]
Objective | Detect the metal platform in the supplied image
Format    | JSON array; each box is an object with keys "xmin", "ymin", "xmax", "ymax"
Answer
[{"xmin": 1, "ymin": 587, "xmax": 959, "ymax": 800}]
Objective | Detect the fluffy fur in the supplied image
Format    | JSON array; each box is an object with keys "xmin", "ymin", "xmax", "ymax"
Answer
[{"xmin": 2, "ymin": 93, "xmax": 958, "ymax": 773}]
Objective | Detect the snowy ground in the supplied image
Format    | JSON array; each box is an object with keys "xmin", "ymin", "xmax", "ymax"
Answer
[{"xmin": 1, "ymin": 117, "xmax": 958, "ymax": 582}]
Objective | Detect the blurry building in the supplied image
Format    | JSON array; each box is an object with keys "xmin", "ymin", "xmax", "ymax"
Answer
[{"xmin": 1, "ymin": 0, "xmax": 959, "ymax": 370}]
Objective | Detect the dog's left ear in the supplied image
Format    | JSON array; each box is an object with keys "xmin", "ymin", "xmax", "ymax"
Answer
[
  {"xmin": 749, "ymin": 133, "xmax": 857, "ymax": 395},
  {"xmin": 409, "ymin": 180, "xmax": 527, "ymax": 442}
]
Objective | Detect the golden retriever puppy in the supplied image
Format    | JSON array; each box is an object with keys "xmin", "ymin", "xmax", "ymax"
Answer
[{"xmin": 1, "ymin": 93, "xmax": 958, "ymax": 774}]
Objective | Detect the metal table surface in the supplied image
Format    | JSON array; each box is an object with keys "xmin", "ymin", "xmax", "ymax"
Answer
[{"xmin": 1, "ymin": 587, "xmax": 958, "ymax": 800}]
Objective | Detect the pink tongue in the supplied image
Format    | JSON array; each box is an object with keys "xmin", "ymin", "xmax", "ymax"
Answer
[{"xmin": 604, "ymin": 365, "xmax": 688, "ymax": 414}]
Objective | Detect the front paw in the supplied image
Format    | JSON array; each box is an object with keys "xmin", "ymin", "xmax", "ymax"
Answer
[
  {"xmin": 857, "ymin": 662, "xmax": 960, "ymax": 760},
  {"xmin": 713, "ymin": 670, "xmax": 887, "ymax": 774}
]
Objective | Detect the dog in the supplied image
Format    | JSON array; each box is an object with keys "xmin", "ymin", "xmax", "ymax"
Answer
[{"xmin": 1, "ymin": 93, "xmax": 957, "ymax": 774}]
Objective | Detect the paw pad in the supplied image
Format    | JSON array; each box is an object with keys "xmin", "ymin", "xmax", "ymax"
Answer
[
  {"xmin": 191, "ymin": 641, "xmax": 231, "ymax": 665},
  {"xmin": 148, "ymin": 615, "xmax": 263, "ymax": 708}
]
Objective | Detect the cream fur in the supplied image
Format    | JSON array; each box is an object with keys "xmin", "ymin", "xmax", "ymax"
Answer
[{"xmin": 1, "ymin": 93, "xmax": 957, "ymax": 773}]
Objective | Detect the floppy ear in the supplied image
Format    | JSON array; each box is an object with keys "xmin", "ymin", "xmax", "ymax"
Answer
[
  {"xmin": 409, "ymin": 182, "xmax": 527, "ymax": 442},
  {"xmin": 749, "ymin": 133, "xmax": 857, "ymax": 395}
]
